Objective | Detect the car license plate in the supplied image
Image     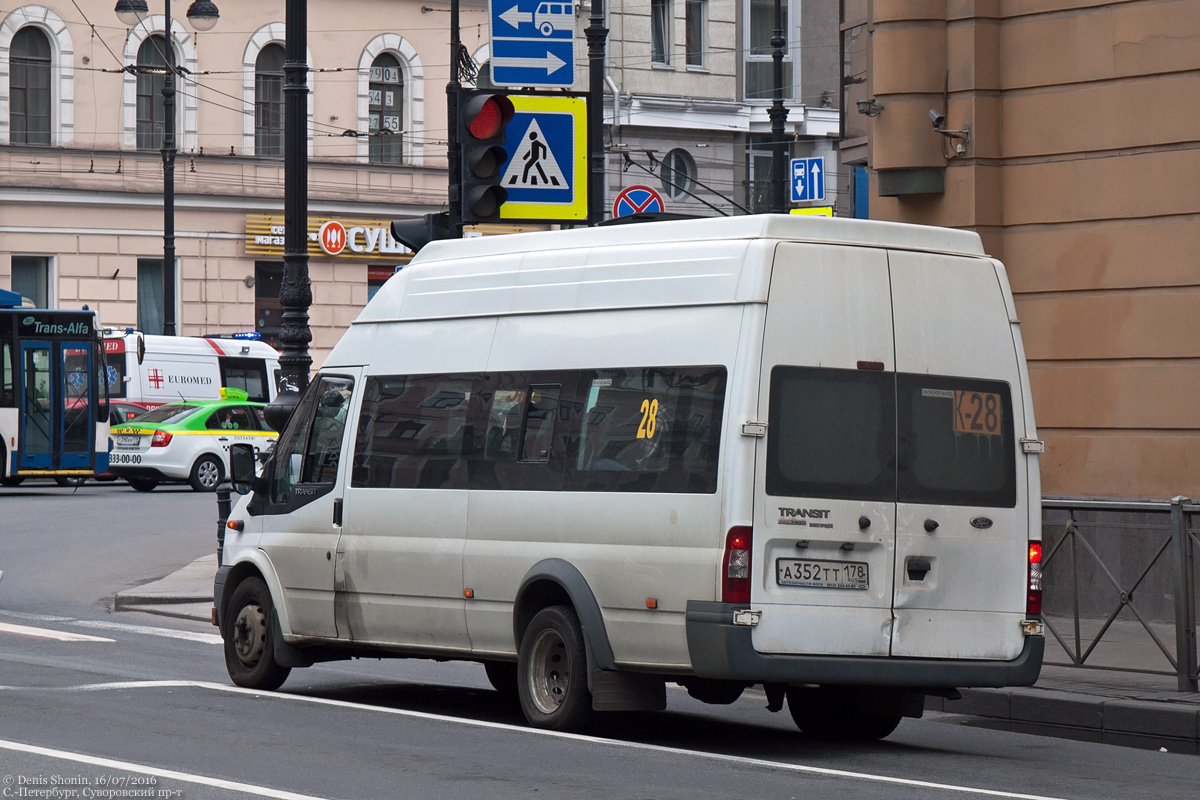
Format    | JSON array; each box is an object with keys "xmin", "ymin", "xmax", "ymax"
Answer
[
  {"xmin": 116, "ymin": 435, "xmax": 140, "ymax": 446},
  {"xmin": 776, "ymin": 558, "xmax": 869, "ymax": 590}
]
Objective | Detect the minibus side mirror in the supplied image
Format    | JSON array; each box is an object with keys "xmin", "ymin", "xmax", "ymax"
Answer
[{"xmin": 229, "ymin": 443, "xmax": 258, "ymax": 495}]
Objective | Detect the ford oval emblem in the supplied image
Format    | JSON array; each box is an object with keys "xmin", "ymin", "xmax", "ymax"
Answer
[{"xmin": 970, "ymin": 516, "xmax": 994, "ymax": 530}]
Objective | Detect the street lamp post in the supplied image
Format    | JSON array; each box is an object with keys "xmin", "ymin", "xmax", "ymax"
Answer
[
  {"xmin": 769, "ymin": 0, "xmax": 789, "ymax": 213},
  {"xmin": 115, "ymin": 0, "xmax": 219, "ymax": 336}
]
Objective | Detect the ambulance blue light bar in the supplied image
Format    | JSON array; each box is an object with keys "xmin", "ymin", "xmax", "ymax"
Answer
[{"xmin": 203, "ymin": 331, "xmax": 262, "ymax": 340}]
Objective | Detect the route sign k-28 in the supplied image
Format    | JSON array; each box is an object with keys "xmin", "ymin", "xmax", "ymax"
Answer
[{"xmin": 490, "ymin": 1, "xmax": 576, "ymax": 88}]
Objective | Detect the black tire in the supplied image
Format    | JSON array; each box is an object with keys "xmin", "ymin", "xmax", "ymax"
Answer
[
  {"xmin": 55, "ymin": 476, "xmax": 86, "ymax": 487},
  {"xmin": 222, "ymin": 576, "xmax": 291, "ymax": 691},
  {"xmin": 127, "ymin": 477, "xmax": 158, "ymax": 492},
  {"xmin": 188, "ymin": 454, "xmax": 223, "ymax": 491},
  {"xmin": 786, "ymin": 686, "xmax": 902, "ymax": 741},
  {"xmin": 517, "ymin": 605, "xmax": 593, "ymax": 731},
  {"xmin": 0, "ymin": 476, "xmax": 24, "ymax": 486},
  {"xmin": 484, "ymin": 660, "xmax": 520, "ymax": 699}
]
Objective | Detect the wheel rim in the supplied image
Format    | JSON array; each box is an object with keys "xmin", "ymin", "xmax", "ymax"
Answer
[
  {"xmin": 198, "ymin": 459, "xmax": 220, "ymax": 488},
  {"xmin": 231, "ymin": 602, "xmax": 268, "ymax": 667},
  {"xmin": 527, "ymin": 627, "xmax": 571, "ymax": 714}
]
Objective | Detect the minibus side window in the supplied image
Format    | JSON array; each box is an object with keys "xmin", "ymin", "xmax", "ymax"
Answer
[
  {"xmin": 351, "ymin": 374, "xmax": 473, "ymax": 490},
  {"xmin": 266, "ymin": 376, "xmax": 353, "ymax": 504},
  {"xmin": 472, "ymin": 372, "xmax": 572, "ymax": 491},
  {"xmin": 521, "ymin": 385, "xmax": 560, "ymax": 462},
  {"xmin": 567, "ymin": 365, "xmax": 725, "ymax": 494},
  {"xmin": 766, "ymin": 366, "xmax": 896, "ymax": 501},
  {"xmin": 896, "ymin": 374, "xmax": 1016, "ymax": 508}
]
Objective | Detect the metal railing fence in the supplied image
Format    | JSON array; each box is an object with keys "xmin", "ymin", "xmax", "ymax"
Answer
[{"xmin": 1041, "ymin": 496, "xmax": 1198, "ymax": 692}]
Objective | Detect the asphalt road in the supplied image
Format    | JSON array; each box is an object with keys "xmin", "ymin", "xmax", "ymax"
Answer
[{"xmin": 1, "ymin": 482, "xmax": 1197, "ymax": 799}]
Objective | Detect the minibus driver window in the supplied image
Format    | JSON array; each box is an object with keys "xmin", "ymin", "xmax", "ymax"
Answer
[{"xmin": 270, "ymin": 377, "xmax": 353, "ymax": 502}]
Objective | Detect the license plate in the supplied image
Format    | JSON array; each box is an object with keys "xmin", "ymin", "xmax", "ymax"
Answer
[
  {"xmin": 116, "ymin": 435, "xmax": 140, "ymax": 446},
  {"xmin": 776, "ymin": 558, "xmax": 869, "ymax": 590}
]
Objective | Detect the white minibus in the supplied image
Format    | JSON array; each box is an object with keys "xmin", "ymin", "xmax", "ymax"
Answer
[{"xmin": 217, "ymin": 215, "xmax": 1045, "ymax": 739}]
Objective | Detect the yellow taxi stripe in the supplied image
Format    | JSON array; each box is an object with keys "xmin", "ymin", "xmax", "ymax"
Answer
[{"xmin": 113, "ymin": 429, "xmax": 276, "ymax": 437}]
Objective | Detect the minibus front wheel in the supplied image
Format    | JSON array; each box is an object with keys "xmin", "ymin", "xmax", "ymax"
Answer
[
  {"xmin": 223, "ymin": 576, "xmax": 290, "ymax": 691},
  {"xmin": 518, "ymin": 605, "xmax": 593, "ymax": 731}
]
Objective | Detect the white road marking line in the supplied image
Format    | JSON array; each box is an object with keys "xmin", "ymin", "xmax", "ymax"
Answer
[
  {"xmin": 0, "ymin": 739, "xmax": 328, "ymax": 800},
  {"xmin": 71, "ymin": 619, "xmax": 223, "ymax": 645},
  {"xmin": 0, "ymin": 613, "xmax": 222, "ymax": 645},
  {"xmin": 0, "ymin": 621, "xmax": 115, "ymax": 642},
  {"xmin": 13, "ymin": 680, "xmax": 1070, "ymax": 800}
]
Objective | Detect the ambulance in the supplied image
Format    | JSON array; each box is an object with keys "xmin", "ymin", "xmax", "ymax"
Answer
[
  {"xmin": 103, "ymin": 330, "xmax": 281, "ymax": 407},
  {"xmin": 216, "ymin": 215, "xmax": 1045, "ymax": 739}
]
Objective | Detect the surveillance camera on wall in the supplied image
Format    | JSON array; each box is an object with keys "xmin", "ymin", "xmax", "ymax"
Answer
[{"xmin": 929, "ymin": 109, "xmax": 946, "ymax": 128}]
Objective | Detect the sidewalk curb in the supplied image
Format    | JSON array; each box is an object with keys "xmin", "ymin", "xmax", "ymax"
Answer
[
  {"xmin": 114, "ymin": 554, "xmax": 215, "ymax": 612},
  {"xmin": 927, "ymin": 688, "xmax": 1200, "ymax": 753}
]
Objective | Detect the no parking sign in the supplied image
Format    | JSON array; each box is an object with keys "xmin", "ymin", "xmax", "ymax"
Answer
[{"xmin": 612, "ymin": 185, "xmax": 665, "ymax": 218}]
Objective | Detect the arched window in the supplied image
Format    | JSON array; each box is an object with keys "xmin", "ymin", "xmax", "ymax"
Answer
[
  {"xmin": 255, "ymin": 43, "xmax": 285, "ymax": 157},
  {"xmin": 369, "ymin": 53, "xmax": 403, "ymax": 164},
  {"xmin": 11, "ymin": 27, "xmax": 51, "ymax": 145},
  {"xmin": 136, "ymin": 35, "xmax": 172, "ymax": 151}
]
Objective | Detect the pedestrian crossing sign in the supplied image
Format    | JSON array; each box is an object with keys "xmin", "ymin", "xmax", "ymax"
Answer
[{"xmin": 500, "ymin": 95, "xmax": 588, "ymax": 222}]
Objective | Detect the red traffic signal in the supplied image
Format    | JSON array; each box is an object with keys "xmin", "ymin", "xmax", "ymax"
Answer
[
  {"xmin": 458, "ymin": 91, "xmax": 515, "ymax": 223},
  {"xmin": 464, "ymin": 93, "xmax": 514, "ymax": 139}
]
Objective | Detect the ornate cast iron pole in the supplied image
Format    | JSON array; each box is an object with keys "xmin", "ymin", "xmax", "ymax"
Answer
[{"xmin": 769, "ymin": 0, "xmax": 789, "ymax": 213}]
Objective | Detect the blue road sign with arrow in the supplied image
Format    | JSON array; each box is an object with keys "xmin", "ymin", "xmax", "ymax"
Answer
[
  {"xmin": 490, "ymin": 1, "xmax": 576, "ymax": 88},
  {"xmin": 790, "ymin": 157, "xmax": 826, "ymax": 203}
]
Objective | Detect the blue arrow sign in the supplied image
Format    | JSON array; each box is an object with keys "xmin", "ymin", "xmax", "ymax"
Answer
[
  {"xmin": 791, "ymin": 157, "xmax": 826, "ymax": 203},
  {"xmin": 490, "ymin": 0, "xmax": 576, "ymax": 88}
]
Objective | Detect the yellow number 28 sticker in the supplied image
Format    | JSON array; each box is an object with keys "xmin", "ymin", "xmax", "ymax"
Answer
[
  {"xmin": 637, "ymin": 399, "xmax": 659, "ymax": 439},
  {"xmin": 953, "ymin": 390, "xmax": 1003, "ymax": 436}
]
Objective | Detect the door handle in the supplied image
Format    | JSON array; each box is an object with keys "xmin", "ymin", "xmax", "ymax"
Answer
[
  {"xmin": 333, "ymin": 497, "xmax": 343, "ymax": 527},
  {"xmin": 906, "ymin": 558, "xmax": 932, "ymax": 581}
]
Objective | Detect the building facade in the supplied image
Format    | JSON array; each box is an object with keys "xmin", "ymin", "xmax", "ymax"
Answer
[
  {"xmin": 1, "ymin": 1, "xmax": 842, "ymax": 368},
  {"xmin": 840, "ymin": 0, "xmax": 1200, "ymax": 500},
  {"xmin": 0, "ymin": 1, "xmax": 459, "ymax": 366},
  {"xmin": 598, "ymin": 0, "xmax": 840, "ymax": 217}
]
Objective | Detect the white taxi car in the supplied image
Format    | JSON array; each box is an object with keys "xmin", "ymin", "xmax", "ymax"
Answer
[{"xmin": 108, "ymin": 389, "xmax": 277, "ymax": 491}]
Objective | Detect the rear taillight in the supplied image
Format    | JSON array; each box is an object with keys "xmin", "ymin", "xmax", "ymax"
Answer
[
  {"xmin": 151, "ymin": 430, "xmax": 173, "ymax": 447},
  {"xmin": 1027, "ymin": 541, "xmax": 1043, "ymax": 616},
  {"xmin": 722, "ymin": 526, "xmax": 752, "ymax": 604}
]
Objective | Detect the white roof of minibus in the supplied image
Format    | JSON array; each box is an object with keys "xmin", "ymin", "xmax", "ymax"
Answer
[
  {"xmin": 353, "ymin": 214, "xmax": 986, "ymax": 326},
  {"xmin": 415, "ymin": 214, "xmax": 984, "ymax": 263}
]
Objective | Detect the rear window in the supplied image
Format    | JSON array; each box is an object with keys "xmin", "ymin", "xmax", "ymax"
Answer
[
  {"xmin": 132, "ymin": 404, "xmax": 201, "ymax": 425},
  {"xmin": 766, "ymin": 367, "xmax": 895, "ymax": 501},
  {"xmin": 897, "ymin": 375, "xmax": 1015, "ymax": 507},
  {"xmin": 767, "ymin": 367, "xmax": 1016, "ymax": 508}
]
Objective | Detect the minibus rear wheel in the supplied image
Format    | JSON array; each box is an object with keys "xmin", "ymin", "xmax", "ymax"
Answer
[
  {"xmin": 223, "ymin": 576, "xmax": 290, "ymax": 691},
  {"xmin": 517, "ymin": 605, "xmax": 593, "ymax": 731}
]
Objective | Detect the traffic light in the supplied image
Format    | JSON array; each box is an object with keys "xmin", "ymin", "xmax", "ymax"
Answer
[
  {"xmin": 458, "ymin": 90, "xmax": 514, "ymax": 223},
  {"xmin": 390, "ymin": 212, "xmax": 451, "ymax": 253}
]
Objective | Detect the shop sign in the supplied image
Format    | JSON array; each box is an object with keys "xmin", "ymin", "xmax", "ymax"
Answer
[{"xmin": 245, "ymin": 215, "xmax": 415, "ymax": 261}]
